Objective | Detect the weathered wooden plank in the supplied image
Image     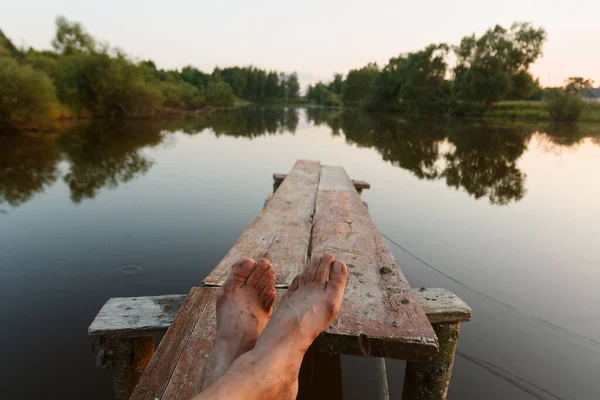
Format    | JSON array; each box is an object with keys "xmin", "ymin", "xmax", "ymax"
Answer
[
  {"xmin": 204, "ymin": 160, "xmax": 321, "ymax": 287},
  {"xmin": 130, "ymin": 288, "xmax": 213, "ymax": 400},
  {"xmin": 412, "ymin": 288, "xmax": 472, "ymax": 324},
  {"xmin": 160, "ymin": 288, "xmax": 219, "ymax": 399},
  {"xmin": 273, "ymin": 173, "xmax": 370, "ymax": 193},
  {"xmin": 311, "ymin": 166, "xmax": 438, "ymax": 360},
  {"xmin": 122, "ymin": 288, "xmax": 468, "ymax": 398},
  {"xmin": 89, "ymin": 295, "xmax": 187, "ymax": 338},
  {"xmin": 87, "ymin": 289, "xmax": 470, "ymax": 341}
]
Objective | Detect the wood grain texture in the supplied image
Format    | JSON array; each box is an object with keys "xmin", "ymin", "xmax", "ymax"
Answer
[
  {"xmin": 160, "ymin": 288, "xmax": 219, "ymax": 400},
  {"xmin": 89, "ymin": 295, "xmax": 187, "ymax": 338},
  {"xmin": 204, "ymin": 160, "xmax": 321, "ymax": 287},
  {"xmin": 130, "ymin": 288, "xmax": 213, "ymax": 400},
  {"xmin": 411, "ymin": 288, "xmax": 472, "ymax": 324},
  {"xmin": 312, "ymin": 166, "xmax": 438, "ymax": 360},
  {"xmin": 273, "ymin": 173, "xmax": 370, "ymax": 193},
  {"xmin": 88, "ymin": 289, "xmax": 470, "ymax": 341}
]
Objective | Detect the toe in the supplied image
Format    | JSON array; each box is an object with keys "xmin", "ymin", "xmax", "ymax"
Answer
[
  {"xmin": 298, "ymin": 266, "xmax": 309, "ymax": 287},
  {"xmin": 263, "ymin": 288, "xmax": 276, "ymax": 310},
  {"xmin": 245, "ymin": 258, "xmax": 271, "ymax": 288},
  {"xmin": 306, "ymin": 256, "xmax": 320, "ymax": 282},
  {"xmin": 258, "ymin": 268, "xmax": 276, "ymax": 298},
  {"xmin": 289, "ymin": 275, "xmax": 300, "ymax": 291},
  {"xmin": 327, "ymin": 260, "xmax": 349, "ymax": 291},
  {"xmin": 225, "ymin": 258, "xmax": 257, "ymax": 288},
  {"xmin": 315, "ymin": 253, "xmax": 335, "ymax": 284}
]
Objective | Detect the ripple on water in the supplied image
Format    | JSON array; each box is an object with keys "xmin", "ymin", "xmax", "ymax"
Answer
[{"xmin": 121, "ymin": 264, "xmax": 143, "ymax": 275}]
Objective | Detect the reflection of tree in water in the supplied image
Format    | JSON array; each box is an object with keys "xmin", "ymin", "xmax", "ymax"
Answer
[
  {"xmin": 443, "ymin": 126, "xmax": 529, "ymax": 205},
  {"xmin": 339, "ymin": 112, "xmax": 446, "ymax": 180},
  {"xmin": 178, "ymin": 106, "xmax": 299, "ymax": 137},
  {"xmin": 307, "ymin": 110, "xmax": 530, "ymax": 205},
  {"xmin": 0, "ymin": 133, "xmax": 62, "ymax": 207},
  {"xmin": 59, "ymin": 122, "xmax": 164, "ymax": 203}
]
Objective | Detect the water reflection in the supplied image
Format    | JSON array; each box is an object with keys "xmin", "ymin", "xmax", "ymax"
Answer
[
  {"xmin": 0, "ymin": 107, "xmax": 598, "ymax": 208},
  {"xmin": 0, "ymin": 132, "xmax": 62, "ymax": 207},
  {"xmin": 59, "ymin": 122, "xmax": 164, "ymax": 203}
]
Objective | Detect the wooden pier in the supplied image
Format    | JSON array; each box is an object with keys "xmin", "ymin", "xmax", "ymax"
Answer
[{"xmin": 89, "ymin": 160, "xmax": 471, "ymax": 400}]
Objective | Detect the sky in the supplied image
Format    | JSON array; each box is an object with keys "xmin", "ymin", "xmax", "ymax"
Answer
[{"xmin": 2, "ymin": 0, "xmax": 599, "ymax": 88}]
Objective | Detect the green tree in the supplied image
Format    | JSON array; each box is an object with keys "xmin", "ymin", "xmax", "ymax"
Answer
[
  {"xmin": 545, "ymin": 77, "xmax": 593, "ymax": 122},
  {"xmin": 564, "ymin": 76, "xmax": 594, "ymax": 94},
  {"xmin": 366, "ymin": 45, "xmax": 450, "ymax": 115},
  {"xmin": 265, "ymin": 71, "xmax": 280, "ymax": 99},
  {"xmin": 342, "ymin": 63, "xmax": 379, "ymax": 105},
  {"xmin": 0, "ymin": 57, "xmax": 58, "ymax": 128},
  {"xmin": 286, "ymin": 72, "xmax": 300, "ymax": 98},
  {"xmin": 453, "ymin": 22, "xmax": 547, "ymax": 110},
  {"xmin": 329, "ymin": 73, "xmax": 344, "ymax": 95},
  {"xmin": 52, "ymin": 16, "xmax": 95, "ymax": 54},
  {"xmin": 206, "ymin": 81, "xmax": 235, "ymax": 107}
]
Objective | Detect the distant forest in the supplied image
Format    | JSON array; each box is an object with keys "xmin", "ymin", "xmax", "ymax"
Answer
[
  {"xmin": 0, "ymin": 17, "xmax": 597, "ymax": 129},
  {"xmin": 0, "ymin": 16, "xmax": 300, "ymax": 128}
]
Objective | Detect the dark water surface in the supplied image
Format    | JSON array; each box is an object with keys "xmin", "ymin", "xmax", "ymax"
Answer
[{"xmin": 1, "ymin": 108, "xmax": 599, "ymax": 399}]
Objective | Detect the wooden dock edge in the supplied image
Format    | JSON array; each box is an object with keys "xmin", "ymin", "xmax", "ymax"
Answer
[
  {"xmin": 89, "ymin": 288, "xmax": 470, "ymax": 400},
  {"xmin": 273, "ymin": 173, "xmax": 371, "ymax": 194}
]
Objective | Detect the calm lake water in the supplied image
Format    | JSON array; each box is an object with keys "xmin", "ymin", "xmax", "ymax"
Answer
[{"xmin": 1, "ymin": 107, "xmax": 599, "ymax": 399}]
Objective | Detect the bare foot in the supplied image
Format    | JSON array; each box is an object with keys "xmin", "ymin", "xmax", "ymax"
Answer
[
  {"xmin": 252, "ymin": 253, "xmax": 349, "ymax": 397},
  {"xmin": 196, "ymin": 257, "xmax": 277, "ymax": 391},
  {"xmin": 193, "ymin": 253, "xmax": 348, "ymax": 400}
]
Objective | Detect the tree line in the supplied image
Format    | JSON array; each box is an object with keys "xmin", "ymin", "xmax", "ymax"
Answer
[
  {"xmin": 306, "ymin": 22, "xmax": 596, "ymax": 121},
  {"xmin": 0, "ymin": 16, "xmax": 300, "ymax": 129}
]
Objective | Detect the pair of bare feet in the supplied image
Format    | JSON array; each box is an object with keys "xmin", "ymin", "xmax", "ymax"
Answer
[{"xmin": 193, "ymin": 253, "xmax": 349, "ymax": 400}]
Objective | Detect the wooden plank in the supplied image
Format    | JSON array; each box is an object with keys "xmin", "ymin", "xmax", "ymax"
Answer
[
  {"xmin": 160, "ymin": 288, "xmax": 219, "ymax": 399},
  {"xmin": 204, "ymin": 160, "xmax": 321, "ymax": 287},
  {"xmin": 411, "ymin": 288, "xmax": 472, "ymax": 324},
  {"xmin": 273, "ymin": 173, "xmax": 370, "ymax": 193},
  {"xmin": 87, "ymin": 289, "xmax": 469, "ymax": 341},
  {"xmin": 125, "ymin": 288, "xmax": 469, "ymax": 398},
  {"xmin": 311, "ymin": 166, "xmax": 438, "ymax": 360},
  {"xmin": 130, "ymin": 288, "xmax": 213, "ymax": 400},
  {"xmin": 88, "ymin": 295, "xmax": 186, "ymax": 338}
]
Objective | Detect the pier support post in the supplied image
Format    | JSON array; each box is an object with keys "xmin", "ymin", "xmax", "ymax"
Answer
[
  {"xmin": 402, "ymin": 322, "xmax": 460, "ymax": 400},
  {"xmin": 99, "ymin": 337, "xmax": 155, "ymax": 400}
]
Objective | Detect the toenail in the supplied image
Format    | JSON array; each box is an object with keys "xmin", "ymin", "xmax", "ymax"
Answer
[{"xmin": 332, "ymin": 261, "xmax": 344, "ymax": 273}]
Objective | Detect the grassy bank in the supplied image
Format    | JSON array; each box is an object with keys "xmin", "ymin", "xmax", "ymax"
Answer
[{"xmin": 486, "ymin": 101, "xmax": 600, "ymax": 122}]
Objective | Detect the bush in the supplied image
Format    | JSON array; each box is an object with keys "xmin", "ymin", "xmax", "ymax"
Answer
[
  {"xmin": 205, "ymin": 82, "xmax": 235, "ymax": 107},
  {"xmin": 0, "ymin": 57, "xmax": 58, "ymax": 128},
  {"xmin": 161, "ymin": 81, "xmax": 206, "ymax": 110},
  {"xmin": 545, "ymin": 92, "xmax": 585, "ymax": 122}
]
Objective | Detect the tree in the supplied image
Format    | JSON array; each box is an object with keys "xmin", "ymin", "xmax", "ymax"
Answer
[
  {"xmin": 0, "ymin": 57, "xmax": 58, "ymax": 128},
  {"xmin": 205, "ymin": 81, "xmax": 235, "ymax": 107},
  {"xmin": 453, "ymin": 22, "xmax": 547, "ymax": 109},
  {"xmin": 366, "ymin": 45, "xmax": 450, "ymax": 115},
  {"xmin": 306, "ymin": 82, "xmax": 341, "ymax": 106},
  {"xmin": 329, "ymin": 73, "xmax": 344, "ymax": 95},
  {"xmin": 342, "ymin": 63, "xmax": 379, "ymax": 105},
  {"xmin": 52, "ymin": 16, "xmax": 95, "ymax": 54},
  {"xmin": 265, "ymin": 71, "xmax": 280, "ymax": 99},
  {"xmin": 508, "ymin": 71, "xmax": 539, "ymax": 100},
  {"xmin": 564, "ymin": 77, "xmax": 594, "ymax": 94},
  {"xmin": 286, "ymin": 72, "xmax": 300, "ymax": 98},
  {"xmin": 545, "ymin": 77, "xmax": 593, "ymax": 122}
]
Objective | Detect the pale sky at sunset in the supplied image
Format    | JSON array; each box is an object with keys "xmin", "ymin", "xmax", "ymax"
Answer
[{"xmin": 2, "ymin": 0, "xmax": 599, "ymax": 88}]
